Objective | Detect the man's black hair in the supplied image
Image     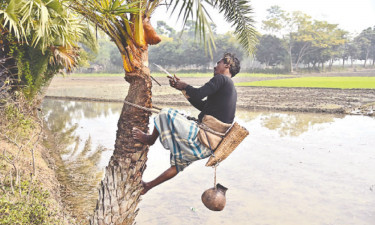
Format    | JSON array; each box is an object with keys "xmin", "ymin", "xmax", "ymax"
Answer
[{"xmin": 222, "ymin": 53, "xmax": 240, "ymax": 77}]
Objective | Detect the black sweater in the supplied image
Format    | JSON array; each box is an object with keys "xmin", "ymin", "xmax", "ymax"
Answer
[{"xmin": 185, "ymin": 74, "xmax": 237, "ymax": 124}]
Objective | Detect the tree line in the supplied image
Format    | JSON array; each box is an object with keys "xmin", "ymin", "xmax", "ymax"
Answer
[
  {"xmin": 82, "ymin": 20, "xmax": 245, "ymax": 73},
  {"xmin": 86, "ymin": 5, "xmax": 375, "ymax": 74},
  {"xmin": 257, "ymin": 5, "xmax": 375, "ymax": 73}
]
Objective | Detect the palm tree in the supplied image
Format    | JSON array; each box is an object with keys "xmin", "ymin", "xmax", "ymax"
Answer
[
  {"xmin": 69, "ymin": 1, "xmax": 257, "ymax": 224},
  {"xmin": 1, "ymin": 0, "xmax": 92, "ymax": 100},
  {"xmin": 2, "ymin": 0, "xmax": 86, "ymax": 64}
]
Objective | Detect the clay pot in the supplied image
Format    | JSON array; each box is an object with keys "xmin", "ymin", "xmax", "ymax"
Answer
[
  {"xmin": 143, "ymin": 19, "xmax": 161, "ymax": 45},
  {"xmin": 201, "ymin": 183, "xmax": 228, "ymax": 211}
]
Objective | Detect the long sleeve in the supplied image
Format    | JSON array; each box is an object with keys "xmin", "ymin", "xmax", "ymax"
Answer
[
  {"xmin": 185, "ymin": 75, "xmax": 225, "ymax": 105},
  {"xmin": 185, "ymin": 91, "xmax": 206, "ymax": 111},
  {"xmin": 184, "ymin": 74, "xmax": 236, "ymax": 123}
]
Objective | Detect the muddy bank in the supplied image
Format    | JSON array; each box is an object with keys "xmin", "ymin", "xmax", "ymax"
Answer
[
  {"xmin": 0, "ymin": 114, "xmax": 77, "ymax": 224},
  {"xmin": 46, "ymin": 71, "xmax": 375, "ymax": 115}
]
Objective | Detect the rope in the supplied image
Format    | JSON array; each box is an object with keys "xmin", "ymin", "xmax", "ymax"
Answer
[
  {"xmin": 123, "ymin": 100, "xmax": 226, "ymax": 137},
  {"xmin": 199, "ymin": 123, "xmax": 226, "ymax": 137},
  {"xmin": 123, "ymin": 100, "xmax": 160, "ymax": 114},
  {"xmin": 123, "ymin": 99, "xmax": 223, "ymax": 186},
  {"xmin": 123, "ymin": 80, "xmax": 225, "ymax": 186},
  {"xmin": 214, "ymin": 164, "xmax": 217, "ymax": 187}
]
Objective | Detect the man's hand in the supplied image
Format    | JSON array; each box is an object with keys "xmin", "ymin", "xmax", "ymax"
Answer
[{"xmin": 168, "ymin": 74, "xmax": 187, "ymax": 90}]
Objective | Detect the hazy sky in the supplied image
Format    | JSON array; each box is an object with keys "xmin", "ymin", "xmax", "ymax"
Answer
[{"xmin": 151, "ymin": 0, "xmax": 375, "ymax": 35}]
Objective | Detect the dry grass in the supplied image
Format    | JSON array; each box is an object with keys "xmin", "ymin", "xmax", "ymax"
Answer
[{"xmin": 0, "ymin": 96, "xmax": 73, "ymax": 224}]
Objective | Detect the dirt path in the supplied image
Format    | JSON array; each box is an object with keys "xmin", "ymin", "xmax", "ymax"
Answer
[{"xmin": 45, "ymin": 70, "xmax": 375, "ymax": 115}]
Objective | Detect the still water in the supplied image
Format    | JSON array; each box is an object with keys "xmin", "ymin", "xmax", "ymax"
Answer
[{"xmin": 42, "ymin": 99, "xmax": 375, "ymax": 225}]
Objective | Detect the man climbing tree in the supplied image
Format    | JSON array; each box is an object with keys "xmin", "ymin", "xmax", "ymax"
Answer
[
  {"xmin": 133, "ymin": 53, "xmax": 240, "ymax": 195},
  {"xmin": 69, "ymin": 1, "xmax": 257, "ymax": 224}
]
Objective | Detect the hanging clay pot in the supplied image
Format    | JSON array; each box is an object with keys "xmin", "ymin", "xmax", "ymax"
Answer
[
  {"xmin": 143, "ymin": 18, "xmax": 161, "ymax": 45},
  {"xmin": 201, "ymin": 183, "xmax": 228, "ymax": 211}
]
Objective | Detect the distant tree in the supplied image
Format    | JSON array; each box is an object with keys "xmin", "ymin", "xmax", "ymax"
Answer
[
  {"xmin": 181, "ymin": 39, "xmax": 211, "ymax": 68},
  {"xmin": 347, "ymin": 39, "xmax": 360, "ymax": 67},
  {"xmin": 338, "ymin": 40, "xmax": 350, "ymax": 68},
  {"xmin": 91, "ymin": 39, "xmax": 116, "ymax": 68},
  {"xmin": 371, "ymin": 27, "xmax": 375, "ymax": 66},
  {"xmin": 155, "ymin": 21, "xmax": 176, "ymax": 38},
  {"xmin": 364, "ymin": 26, "xmax": 375, "ymax": 66},
  {"xmin": 263, "ymin": 6, "xmax": 347, "ymax": 72},
  {"xmin": 310, "ymin": 21, "xmax": 347, "ymax": 70},
  {"xmin": 326, "ymin": 28, "xmax": 348, "ymax": 69},
  {"xmin": 255, "ymin": 34, "xmax": 286, "ymax": 67},
  {"xmin": 355, "ymin": 27, "xmax": 375, "ymax": 67},
  {"xmin": 149, "ymin": 38, "xmax": 183, "ymax": 69},
  {"xmin": 291, "ymin": 18, "xmax": 346, "ymax": 71},
  {"xmin": 371, "ymin": 26, "xmax": 375, "ymax": 66},
  {"xmin": 80, "ymin": 37, "xmax": 123, "ymax": 73},
  {"xmin": 109, "ymin": 47, "xmax": 123, "ymax": 72},
  {"xmin": 213, "ymin": 33, "xmax": 245, "ymax": 62},
  {"xmin": 149, "ymin": 22, "xmax": 245, "ymax": 71},
  {"xmin": 262, "ymin": 6, "xmax": 297, "ymax": 72}
]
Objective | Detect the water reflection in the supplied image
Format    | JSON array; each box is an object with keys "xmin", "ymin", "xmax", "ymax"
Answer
[
  {"xmin": 41, "ymin": 99, "xmax": 375, "ymax": 225},
  {"xmin": 42, "ymin": 100, "xmax": 121, "ymax": 223},
  {"xmin": 260, "ymin": 113, "xmax": 339, "ymax": 137},
  {"xmin": 235, "ymin": 110, "xmax": 342, "ymax": 137}
]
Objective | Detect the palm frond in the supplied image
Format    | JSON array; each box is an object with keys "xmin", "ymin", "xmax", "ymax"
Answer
[
  {"xmin": 79, "ymin": 26, "xmax": 99, "ymax": 53},
  {"xmin": 145, "ymin": 0, "xmax": 161, "ymax": 17},
  {"xmin": 49, "ymin": 45, "xmax": 79, "ymax": 72},
  {"xmin": 167, "ymin": 0, "xmax": 216, "ymax": 56},
  {"xmin": 68, "ymin": 0, "xmax": 141, "ymax": 45},
  {"xmin": 0, "ymin": 0, "xmax": 22, "ymax": 40},
  {"xmin": 212, "ymin": 0, "xmax": 258, "ymax": 55},
  {"xmin": 165, "ymin": 0, "xmax": 257, "ymax": 56}
]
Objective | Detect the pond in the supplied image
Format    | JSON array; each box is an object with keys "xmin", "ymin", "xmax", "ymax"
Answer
[{"xmin": 42, "ymin": 99, "xmax": 375, "ymax": 225}]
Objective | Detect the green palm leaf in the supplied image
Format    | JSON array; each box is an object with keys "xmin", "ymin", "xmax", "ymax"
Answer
[
  {"xmin": 165, "ymin": 0, "xmax": 258, "ymax": 56},
  {"xmin": 68, "ymin": 0, "xmax": 141, "ymax": 41},
  {"xmin": 212, "ymin": 0, "xmax": 258, "ymax": 54},
  {"xmin": 1, "ymin": 0, "xmax": 94, "ymax": 71},
  {"xmin": 0, "ymin": 0, "xmax": 22, "ymax": 40},
  {"xmin": 167, "ymin": 0, "xmax": 215, "ymax": 56}
]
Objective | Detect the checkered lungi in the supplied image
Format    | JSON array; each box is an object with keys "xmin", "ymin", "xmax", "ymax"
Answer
[{"xmin": 154, "ymin": 108, "xmax": 212, "ymax": 172}]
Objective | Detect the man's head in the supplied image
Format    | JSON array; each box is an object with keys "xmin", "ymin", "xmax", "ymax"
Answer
[{"xmin": 214, "ymin": 53, "xmax": 241, "ymax": 77}]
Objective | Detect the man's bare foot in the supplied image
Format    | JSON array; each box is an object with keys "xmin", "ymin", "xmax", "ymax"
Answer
[
  {"xmin": 141, "ymin": 181, "xmax": 151, "ymax": 195},
  {"xmin": 132, "ymin": 128, "xmax": 154, "ymax": 145}
]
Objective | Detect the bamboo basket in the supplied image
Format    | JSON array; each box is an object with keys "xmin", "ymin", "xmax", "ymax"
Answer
[{"xmin": 205, "ymin": 122, "xmax": 249, "ymax": 167}]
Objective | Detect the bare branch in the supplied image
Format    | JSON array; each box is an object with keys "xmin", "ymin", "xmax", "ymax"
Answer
[{"xmin": 9, "ymin": 170, "xmax": 14, "ymax": 195}]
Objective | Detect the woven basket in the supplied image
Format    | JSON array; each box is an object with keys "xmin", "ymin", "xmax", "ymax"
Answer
[{"xmin": 205, "ymin": 122, "xmax": 249, "ymax": 167}]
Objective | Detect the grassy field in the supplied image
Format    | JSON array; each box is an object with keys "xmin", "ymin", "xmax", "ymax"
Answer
[
  {"xmin": 67, "ymin": 72, "xmax": 292, "ymax": 78},
  {"xmin": 236, "ymin": 77, "xmax": 375, "ymax": 89},
  {"xmin": 63, "ymin": 73, "xmax": 375, "ymax": 89}
]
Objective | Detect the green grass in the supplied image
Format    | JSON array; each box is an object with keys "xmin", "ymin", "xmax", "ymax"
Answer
[
  {"xmin": 68, "ymin": 72, "xmax": 292, "ymax": 78},
  {"xmin": 236, "ymin": 77, "xmax": 375, "ymax": 89}
]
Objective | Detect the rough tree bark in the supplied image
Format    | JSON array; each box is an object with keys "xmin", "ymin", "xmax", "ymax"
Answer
[{"xmin": 90, "ymin": 47, "xmax": 153, "ymax": 224}]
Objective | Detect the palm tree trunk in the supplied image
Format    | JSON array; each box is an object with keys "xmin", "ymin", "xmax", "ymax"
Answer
[{"xmin": 90, "ymin": 50, "xmax": 153, "ymax": 225}]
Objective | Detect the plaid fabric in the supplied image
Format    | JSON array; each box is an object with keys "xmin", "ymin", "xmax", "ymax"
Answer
[{"xmin": 154, "ymin": 108, "xmax": 212, "ymax": 172}]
